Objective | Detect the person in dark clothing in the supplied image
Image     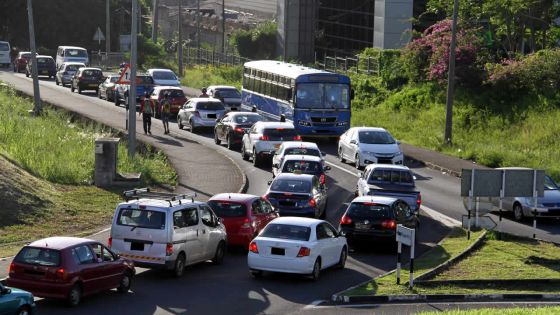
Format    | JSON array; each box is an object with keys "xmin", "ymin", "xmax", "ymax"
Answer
[
  {"xmin": 139, "ymin": 91, "xmax": 154, "ymax": 135},
  {"xmin": 280, "ymin": 114, "xmax": 286, "ymax": 122},
  {"xmin": 199, "ymin": 87, "xmax": 209, "ymax": 98},
  {"xmin": 251, "ymin": 105, "xmax": 257, "ymax": 113},
  {"xmin": 161, "ymin": 92, "xmax": 171, "ymax": 134}
]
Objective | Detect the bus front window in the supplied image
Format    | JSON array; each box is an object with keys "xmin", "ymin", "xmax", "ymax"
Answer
[{"xmin": 296, "ymin": 83, "xmax": 349, "ymax": 110}]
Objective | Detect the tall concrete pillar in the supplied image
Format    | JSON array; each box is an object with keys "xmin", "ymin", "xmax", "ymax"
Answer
[
  {"xmin": 277, "ymin": 0, "xmax": 317, "ymax": 63},
  {"xmin": 373, "ymin": 0, "xmax": 413, "ymax": 49},
  {"xmin": 94, "ymin": 138, "xmax": 120, "ymax": 187}
]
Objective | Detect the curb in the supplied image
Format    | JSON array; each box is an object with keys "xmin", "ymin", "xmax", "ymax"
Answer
[
  {"xmin": 415, "ymin": 279, "xmax": 560, "ymax": 286},
  {"xmin": 404, "ymin": 155, "xmax": 462, "ymax": 178},
  {"xmin": 335, "ymin": 293, "xmax": 560, "ymax": 304}
]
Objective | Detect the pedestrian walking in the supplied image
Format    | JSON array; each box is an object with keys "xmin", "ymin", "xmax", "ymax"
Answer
[
  {"xmin": 199, "ymin": 87, "xmax": 209, "ymax": 98},
  {"xmin": 139, "ymin": 91, "xmax": 154, "ymax": 135},
  {"xmin": 161, "ymin": 92, "xmax": 171, "ymax": 134}
]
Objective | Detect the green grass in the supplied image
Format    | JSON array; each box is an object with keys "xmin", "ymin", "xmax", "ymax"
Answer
[
  {"xmin": 419, "ymin": 306, "xmax": 560, "ymax": 315},
  {"xmin": 181, "ymin": 65, "xmax": 243, "ymax": 91}
]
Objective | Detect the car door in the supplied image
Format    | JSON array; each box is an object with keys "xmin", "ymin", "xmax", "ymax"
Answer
[
  {"xmin": 183, "ymin": 207, "xmax": 203, "ymax": 264},
  {"xmin": 350, "ymin": 130, "xmax": 360, "ymax": 161},
  {"xmin": 315, "ymin": 223, "xmax": 339, "ymax": 267},
  {"xmin": 250, "ymin": 199, "xmax": 266, "ymax": 232},
  {"xmin": 244, "ymin": 125, "xmax": 257, "ymax": 153},
  {"xmin": 341, "ymin": 129, "xmax": 353, "ymax": 159},
  {"xmin": 394, "ymin": 201, "xmax": 416, "ymax": 228},
  {"xmin": 357, "ymin": 168, "xmax": 372, "ymax": 196},
  {"xmin": 0, "ymin": 283, "xmax": 19, "ymax": 315},
  {"xmin": 72, "ymin": 244, "xmax": 107, "ymax": 295},
  {"xmin": 198, "ymin": 205, "xmax": 220, "ymax": 260},
  {"xmin": 312, "ymin": 177, "xmax": 327, "ymax": 214},
  {"xmin": 91, "ymin": 243, "xmax": 123, "ymax": 288},
  {"xmin": 217, "ymin": 115, "xmax": 229, "ymax": 140},
  {"xmin": 260, "ymin": 198, "xmax": 279, "ymax": 226},
  {"xmin": 272, "ymin": 145, "xmax": 284, "ymax": 172},
  {"xmin": 172, "ymin": 209, "xmax": 189, "ymax": 264}
]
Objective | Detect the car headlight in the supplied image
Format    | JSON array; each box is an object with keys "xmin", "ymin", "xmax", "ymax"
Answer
[
  {"xmin": 362, "ymin": 151, "xmax": 375, "ymax": 155},
  {"xmin": 298, "ymin": 120, "xmax": 311, "ymax": 126}
]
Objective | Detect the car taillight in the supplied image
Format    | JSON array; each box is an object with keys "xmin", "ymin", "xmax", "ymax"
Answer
[
  {"xmin": 8, "ymin": 262, "xmax": 14, "ymax": 275},
  {"xmin": 297, "ymin": 247, "xmax": 311, "ymax": 257},
  {"xmin": 309, "ymin": 198, "xmax": 316, "ymax": 207},
  {"xmin": 241, "ymin": 217, "xmax": 252, "ymax": 229},
  {"xmin": 340, "ymin": 214, "xmax": 352, "ymax": 225},
  {"xmin": 416, "ymin": 193, "xmax": 422, "ymax": 208},
  {"xmin": 249, "ymin": 241, "xmax": 258, "ymax": 253},
  {"xmin": 262, "ymin": 194, "xmax": 269, "ymax": 201},
  {"xmin": 381, "ymin": 219, "xmax": 397, "ymax": 230},
  {"xmin": 166, "ymin": 243, "xmax": 173, "ymax": 256},
  {"xmin": 320, "ymin": 174, "xmax": 326, "ymax": 185},
  {"xmin": 293, "ymin": 135, "xmax": 302, "ymax": 141},
  {"xmin": 108, "ymin": 237, "xmax": 112, "ymax": 248},
  {"xmin": 78, "ymin": 76, "xmax": 84, "ymax": 81},
  {"xmin": 193, "ymin": 111, "xmax": 200, "ymax": 117},
  {"xmin": 259, "ymin": 135, "xmax": 269, "ymax": 140},
  {"xmin": 56, "ymin": 268, "xmax": 66, "ymax": 281},
  {"xmin": 234, "ymin": 127, "xmax": 244, "ymax": 133}
]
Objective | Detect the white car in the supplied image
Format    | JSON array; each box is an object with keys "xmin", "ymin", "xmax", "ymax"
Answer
[
  {"xmin": 247, "ymin": 217, "xmax": 347, "ymax": 280},
  {"xmin": 177, "ymin": 98, "xmax": 226, "ymax": 133},
  {"xmin": 241, "ymin": 121, "xmax": 301, "ymax": 167},
  {"xmin": 55, "ymin": 62, "xmax": 86, "ymax": 87},
  {"xmin": 272, "ymin": 141, "xmax": 326, "ymax": 171},
  {"xmin": 206, "ymin": 85, "xmax": 242, "ymax": 111},
  {"xmin": 148, "ymin": 68, "xmax": 180, "ymax": 86},
  {"xmin": 338, "ymin": 127, "xmax": 404, "ymax": 169}
]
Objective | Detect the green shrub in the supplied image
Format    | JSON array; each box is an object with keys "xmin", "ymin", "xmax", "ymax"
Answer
[
  {"xmin": 358, "ymin": 48, "xmax": 407, "ymax": 89},
  {"xmin": 231, "ymin": 22, "xmax": 277, "ymax": 59}
]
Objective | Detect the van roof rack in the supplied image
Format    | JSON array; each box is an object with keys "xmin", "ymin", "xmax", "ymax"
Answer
[{"xmin": 123, "ymin": 188, "xmax": 197, "ymax": 206}]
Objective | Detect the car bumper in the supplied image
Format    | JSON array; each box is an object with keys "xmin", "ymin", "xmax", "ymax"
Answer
[
  {"xmin": 78, "ymin": 83, "xmax": 101, "ymax": 90},
  {"xmin": 117, "ymin": 252, "xmax": 171, "ymax": 269},
  {"xmin": 248, "ymin": 252, "xmax": 314, "ymax": 274},
  {"xmin": 192, "ymin": 117, "xmax": 217, "ymax": 127},
  {"xmin": 522, "ymin": 206, "xmax": 560, "ymax": 218},
  {"xmin": 277, "ymin": 207, "xmax": 316, "ymax": 218},
  {"xmin": 6, "ymin": 278, "xmax": 72, "ymax": 299},
  {"xmin": 227, "ymin": 232, "xmax": 254, "ymax": 247},
  {"xmin": 362, "ymin": 154, "xmax": 404, "ymax": 165},
  {"xmin": 341, "ymin": 227, "xmax": 396, "ymax": 242}
]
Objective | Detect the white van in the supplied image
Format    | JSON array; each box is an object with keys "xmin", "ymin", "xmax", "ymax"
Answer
[
  {"xmin": 56, "ymin": 46, "xmax": 89, "ymax": 69},
  {"xmin": 0, "ymin": 41, "xmax": 11, "ymax": 68},
  {"xmin": 109, "ymin": 189, "xmax": 227, "ymax": 277}
]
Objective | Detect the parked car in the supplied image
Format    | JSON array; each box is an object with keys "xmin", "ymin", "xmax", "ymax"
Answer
[
  {"xmin": 149, "ymin": 86, "xmax": 187, "ymax": 118},
  {"xmin": 70, "ymin": 67, "xmax": 104, "ymax": 94},
  {"xmin": 264, "ymin": 173, "xmax": 328, "ymax": 218},
  {"xmin": 206, "ymin": 85, "xmax": 242, "ymax": 111},
  {"xmin": 208, "ymin": 193, "xmax": 278, "ymax": 247},
  {"xmin": 56, "ymin": 46, "xmax": 88, "ymax": 69},
  {"xmin": 13, "ymin": 51, "xmax": 31, "ymax": 73},
  {"xmin": 273, "ymin": 155, "xmax": 331, "ymax": 186},
  {"xmin": 356, "ymin": 164, "xmax": 422, "ymax": 214},
  {"xmin": 97, "ymin": 74, "xmax": 119, "ymax": 101},
  {"xmin": 0, "ymin": 41, "xmax": 10, "ymax": 68},
  {"xmin": 338, "ymin": 127, "xmax": 404, "ymax": 169},
  {"xmin": 339, "ymin": 196, "xmax": 418, "ymax": 247},
  {"xmin": 272, "ymin": 141, "xmax": 326, "ymax": 171},
  {"xmin": 0, "ymin": 282, "xmax": 36, "ymax": 315},
  {"xmin": 147, "ymin": 68, "xmax": 180, "ymax": 86},
  {"xmin": 114, "ymin": 74, "xmax": 155, "ymax": 109},
  {"xmin": 55, "ymin": 62, "xmax": 86, "ymax": 87},
  {"xmin": 7, "ymin": 236, "xmax": 135, "ymax": 307},
  {"xmin": 241, "ymin": 121, "xmax": 301, "ymax": 167},
  {"xmin": 214, "ymin": 112, "xmax": 264, "ymax": 150},
  {"xmin": 177, "ymin": 98, "xmax": 226, "ymax": 133},
  {"xmin": 490, "ymin": 167, "xmax": 560, "ymax": 221},
  {"xmin": 109, "ymin": 189, "xmax": 227, "ymax": 278},
  {"xmin": 25, "ymin": 55, "xmax": 56, "ymax": 79},
  {"xmin": 247, "ymin": 217, "xmax": 347, "ymax": 280}
]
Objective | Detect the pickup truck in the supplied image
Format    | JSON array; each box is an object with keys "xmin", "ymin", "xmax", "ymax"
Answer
[
  {"xmin": 356, "ymin": 164, "xmax": 421, "ymax": 213},
  {"xmin": 114, "ymin": 74, "xmax": 154, "ymax": 109}
]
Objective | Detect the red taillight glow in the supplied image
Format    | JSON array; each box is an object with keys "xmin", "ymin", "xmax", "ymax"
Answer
[
  {"xmin": 259, "ymin": 135, "xmax": 269, "ymax": 140},
  {"xmin": 309, "ymin": 198, "xmax": 316, "ymax": 207},
  {"xmin": 234, "ymin": 127, "xmax": 244, "ymax": 133},
  {"xmin": 293, "ymin": 135, "xmax": 302, "ymax": 141},
  {"xmin": 8, "ymin": 262, "xmax": 14, "ymax": 275},
  {"xmin": 249, "ymin": 241, "xmax": 259, "ymax": 253},
  {"xmin": 381, "ymin": 219, "xmax": 397, "ymax": 230},
  {"xmin": 56, "ymin": 268, "xmax": 66, "ymax": 280},
  {"xmin": 416, "ymin": 194, "xmax": 422, "ymax": 207},
  {"xmin": 297, "ymin": 247, "xmax": 311, "ymax": 257},
  {"xmin": 108, "ymin": 237, "xmax": 112, "ymax": 248},
  {"xmin": 166, "ymin": 243, "xmax": 173, "ymax": 256},
  {"xmin": 340, "ymin": 215, "xmax": 352, "ymax": 225},
  {"xmin": 320, "ymin": 174, "xmax": 326, "ymax": 185},
  {"xmin": 241, "ymin": 217, "xmax": 252, "ymax": 228}
]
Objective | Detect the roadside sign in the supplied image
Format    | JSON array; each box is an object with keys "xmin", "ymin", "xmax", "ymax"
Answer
[
  {"xmin": 396, "ymin": 224, "xmax": 415, "ymax": 288},
  {"xmin": 503, "ymin": 169, "xmax": 544, "ymax": 197},
  {"xmin": 461, "ymin": 169, "xmax": 502, "ymax": 197},
  {"xmin": 93, "ymin": 27, "xmax": 105, "ymax": 41},
  {"xmin": 117, "ymin": 64, "xmax": 131, "ymax": 84},
  {"xmin": 396, "ymin": 225, "xmax": 414, "ymax": 246},
  {"xmin": 462, "ymin": 215, "xmax": 497, "ymax": 230}
]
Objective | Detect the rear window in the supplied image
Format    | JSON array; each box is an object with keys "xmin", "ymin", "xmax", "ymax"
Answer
[
  {"xmin": 208, "ymin": 201, "xmax": 247, "ymax": 217},
  {"xmin": 260, "ymin": 224, "xmax": 311, "ymax": 241},
  {"xmin": 270, "ymin": 179, "xmax": 311, "ymax": 193},
  {"xmin": 348, "ymin": 203, "xmax": 393, "ymax": 218},
  {"xmin": 66, "ymin": 65, "xmax": 81, "ymax": 72},
  {"xmin": 82, "ymin": 69, "xmax": 102, "ymax": 77},
  {"xmin": 37, "ymin": 58, "xmax": 54, "ymax": 65},
  {"xmin": 196, "ymin": 101, "xmax": 224, "ymax": 111},
  {"xmin": 263, "ymin": 128, "xmax": 298, "ymax": 141},
  {"xmin": 215, "ymin": 89, "xmax": 241, "ymax": 98},
  {"xmin": 282, "ymin": 161, "xmax": 322, "ymax": 176},
  {"xmin": 234, "ymin": 114, "xmax": 263, "ymax": 124},
  {"xmin": 284, "ymin": 148, "xmax": 320, "ymax": 157},
  {"xmin": 137, "ymin": 76, "xmax": 154, "ymax": 84},
  {"xmin": 0, "ymin": 43, "xmax": 9, "ymax": 51},
  {"xmin": 163, "ymin": 89, "xmax": 185, "ymax": 98},
  {"xmin": 110, "ymin": 76, "xmax": 119, "ymax": 83},
  {"xmin": 152, "ymin": 71, "xmax": 177, "ymax": 80},
  {"xmin": 368, "ymin": 169, "xmax": 414, "ymax": 185},
  {"xmin": 117, "ymin": 208, "xmax": 166, "ymax": 229},
  {"xmin": 65, "ymin": 49, "xmax": 87, "ymax": 57},
  {"xmin": 20, "ymin": 53, "xmax": 32, "ymax": 59},
  {"xmin": 15, "ymin": 247, "xmax": 61, "ymax": 266}
]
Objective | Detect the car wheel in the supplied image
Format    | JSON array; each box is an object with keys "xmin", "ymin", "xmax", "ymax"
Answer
[
  {"xmin": 338, "ymin": 147, "xmax": 346, "ymax": 163},
  {"xmin": 77, "ymin": 86, "xmax": 82, "ymax": 94},
  {"xmin": 115, "ymin": 93, "xmax": 121, "ymax": 106},
  {"xmin": 252, "ymin": 149, "xmax": 260, "ymax": 167},
  {"xmin": 214, "ymin": 132, "xmax": 221, "ymax": 145},
  {"xmin": 117, "ymin": 271, "xmax": 132, "ymax": 293},
  {"xmin": 241, "ymin": 143, "xmax": 249, "ymax": 161},
  {"xmin": 16, "ymin": 306, "xmax": 31, "ymax": 315},
  {"xmin": 336, "ymin": 246, "xmax": 347, "ymax": 269},
  {"xmin": 514, "ymin": 203, "xmax": 525, "ymax": 221},
  {"xmin": 98, "ymin": 89, "xmax": 102, "ymax": 99},
  {"xmin": 178, "ymin": 118, "xmax": 184, "ymax": 130},
  {"xmin": 226, "ymin": 134, "xmax": 234, "ymax": 150},
  {"xmin": 190, "ymin": 120, "xmax": 196, "ymax": 133},
  {"xmin": 355, "ymin": 154, "xmax": 362, "ymax": 170},
  {"xmin": 25, "ymin": 71, "xmax": 29, "ymax": 78},
  {"xmin": 212, "ymin": 242, "xmax": 225, "ymax": 265},
  {"xmin": 71, "ymin": 84, "xmax": 75, "ymax": 93},
  {"xmin": 67, "ymin": 283, "xmax": 82, "ymax": 307},
  {"xmin": 173, "ymin": 253, "xmax": 186, "ymax": 278},
  {"xmin": 55, "ymin": 77, "xmax": 59, "ymax": 85},
  {"xmin": 250, "ymin": 270, "xmax": 263, "ymax": 278},
  {"xmin": 310, "ymin": 258, "xmax": 321, "ymax": 281}
]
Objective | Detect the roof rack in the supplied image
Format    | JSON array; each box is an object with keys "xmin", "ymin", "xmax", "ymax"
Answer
[{"xmin": 123, "ymin": 188, "xmax": 197, "ymax": 207}]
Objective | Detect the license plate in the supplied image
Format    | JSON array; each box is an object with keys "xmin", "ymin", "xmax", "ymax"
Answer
[
  {"xmin": 41, "ymin": 70, "xmax": 48, "ymax": 74},
  {"xmin": 89, "ymin": 84, "xmax": 98, "ymax": 87},
  {"xmin": 355, "ymin": 223, "xmax": 370, "ymax": 230},
  {"xmin": 131, "ymin": 242, "xmax": 145, "ymax": 251},
  {"xmin": 271, "ymin": 247, "xmax": 285, "ymax": 256},
  {"xmin": 207, "ymin": 113, "xmax": 217, "ymax": 119}
]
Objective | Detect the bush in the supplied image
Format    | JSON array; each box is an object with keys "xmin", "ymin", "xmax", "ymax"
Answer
[
  {"xmin": 231, "ymin": 22, "xmax": 277, "ymax": 59},
  {"xmin": 358, "ymin": 48, "xmax": 407, "ymax": 89}
]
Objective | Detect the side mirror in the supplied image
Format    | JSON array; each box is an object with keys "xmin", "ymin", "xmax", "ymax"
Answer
[
  {"xmin": 267, "ymin": 181, "xmax": 272, "ymax": 185},
  {"xmin": 338, "ymin": 231, "xmax": 346, "ymax": 237},
  {"xmin": 350, "ymin": 140, "xmax": 357, "ymax": 145},
  {"xmin": 358, "ymin": 172, "xmax": 363, "ymax": 178},
  {"xmin": 273, "ymin": 163, "xmax": 279, "ymax": 168},
  {"xmin": 321, "ymin": 151, "xmax": 326, "ymax": 157},
  {"xmin": 324, "ymin": 166, "xmax": 331, "ymax": 171},
  {"xmin": 287, "ymin": 89, "xmax": 293, "ymax": 101},
  {"xmin": 1, "ymin": 287, "xmax": 11, "ymax": 295}
]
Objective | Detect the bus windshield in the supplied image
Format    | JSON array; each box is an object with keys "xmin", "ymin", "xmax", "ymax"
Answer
[{"xmin": 295, "ymin": 83, "xmax": 350, "ymax": 110}]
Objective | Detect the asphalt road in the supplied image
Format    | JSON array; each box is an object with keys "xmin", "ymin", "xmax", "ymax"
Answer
[{"xmin": 1, "ymin": 69, "xmax": 559, "ymax": 314}]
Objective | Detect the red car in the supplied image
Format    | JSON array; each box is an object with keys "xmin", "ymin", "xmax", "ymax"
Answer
[
  {"xmin": 7, "ymin": 237, "xmax": 135, "ymax": 307},
  {"xmin": 13, "ymin": 51, "xmax": 31, "ymax": 73},
  {"xmin": 208, "ymin": 193, "xmax": 278, "ymax": 247},
  {"xmin": 150, "ymin": 86, "xmax": 187, "ymax": 118}
]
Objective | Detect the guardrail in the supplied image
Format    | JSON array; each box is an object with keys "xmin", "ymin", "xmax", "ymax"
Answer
[
  {"xmin": 183, "ymin": 46, "xmax": 250, "ymax": 67},
  {"xmin": 90, "ymin": 51, "xmax": 127, "ymax": 70},
  {"xmin": 315, "ymin": 53, "xmax": 381, "ymax": 76}
]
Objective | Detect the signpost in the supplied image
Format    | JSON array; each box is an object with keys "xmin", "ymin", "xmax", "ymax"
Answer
[{"xmin": 396, "ymin": 225, "xmax": 415, "ymax": 288}]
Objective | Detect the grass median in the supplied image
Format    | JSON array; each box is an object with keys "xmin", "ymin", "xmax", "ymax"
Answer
[
  {"xmin": 419, "ymin": 306, "xmax": 560, "ymax": 315},
  {"xmin": 0, "ymin": 83, "xmax": 176, "ymax": 257}
]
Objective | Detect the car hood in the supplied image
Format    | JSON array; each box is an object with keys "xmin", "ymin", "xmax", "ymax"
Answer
[
  {"xmin": 7, "ymin": 287, "xmax": 33, "ymax": 298},
  {"xmin": 359, "ymin": 143, "xmax": 401, "ymax": 155},
  {"xmin": 153, "ymin": 79, "xmax": 180, "ymax": 86},
  {"xmin": 539, "ymin": 189, "xmax": 560, "ymax": 206}
]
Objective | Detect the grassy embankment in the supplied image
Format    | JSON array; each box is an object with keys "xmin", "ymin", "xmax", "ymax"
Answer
[
  {"xmin": 343, "ymin": 229, "xmax": 560, "ymax": 296},
  {"xmin": 419, "ymin": 306, "xmax": 560, "ymax": 315},
  {"xmin": 181, "ymin": 65, "xmax": 560, "ymax": 180},
  {"xmin": 0, "ymin": 84, "xmax": 176, "ymax": 257}
]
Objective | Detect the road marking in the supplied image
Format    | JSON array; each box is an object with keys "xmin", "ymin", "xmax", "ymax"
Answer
[
  {"xmin": 303, "ymin": 300, "xmax": 327, "ymax": 309},
  {"xmin": 325, "ymin": 160, "xmax": 360, "ymax": 178},
  {"xmin": 309, "ymin": 300, "xmax": 560, "ymax": 309},
  {"xmin": 422, "ymin": 205, "xmax": 461, "ymax": 227}
]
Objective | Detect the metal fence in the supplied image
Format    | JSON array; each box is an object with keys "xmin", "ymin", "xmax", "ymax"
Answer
[
  {"xmin": 315, "ymin": 52, "xmax": 381, "ymax": 76},
  {"xmin": 183, "ymin": 46, "xmax": 250, "ymax": 67},
  {"xmin": 90, "ymin": 51, "xmax": 127, "ymax": 70}
]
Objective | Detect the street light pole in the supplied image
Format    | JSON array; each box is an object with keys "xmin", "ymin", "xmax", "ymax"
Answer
[
  {"xmin": 27, "ymin": 0, "xmax": 41, "ymax": 115},
  {"xmin": 197, "ymin": 0, "xmax": 201, "ymax": 55},
  {"xmin": 151, "ymin": 0, "xmax": 159, "ymax": 43},
  {"xmin": 444, "ymin": 0, "xmax": 459, "ymax": 145},
  {"xmin": 106, "ymin": 0, "xmax": 111, "ymax": 55},
  {"xmin": 222, "ymin": 0, "xmax": 225, "ymax": 53},
  {"xmin": 128, "ymin": 0, "xmax": 138, "ymax": 157},
  {"xmin": 178, "ymin": 0, "xmax": 183, "ymax": 77}
]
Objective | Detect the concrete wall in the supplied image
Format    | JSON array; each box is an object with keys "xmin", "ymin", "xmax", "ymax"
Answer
[{"xmin": 277, "ymin": 0, "xmax": 317, "ymax": 63}]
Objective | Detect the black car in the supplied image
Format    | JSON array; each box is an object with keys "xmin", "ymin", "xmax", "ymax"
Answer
[
  {"xmin": 71, "ymin": 67, "xmax": 104, "ymax": 94},
  {"xmin": 273, "ymin": 155, "xmax": 331, "ymax": 185},
  {"xmin": 264, "ymin": 173, "xmax": 328, "ymax": 219},
  {"xmin": 25, "ymin": 55, "xmax": 56, "ymax": 79},
  {"xmin": 339, "ymin": 196, "xmax": 418, "ymax": 247},
  {"xmin": 98, "ymin": 74, "xmax": 119, "ymax": 101},
  {"xmin": 214, "ymin": 112, "xmax": 264, "ymax": 149}
]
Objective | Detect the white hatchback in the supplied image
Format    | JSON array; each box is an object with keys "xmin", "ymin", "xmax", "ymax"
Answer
[
  {"xmin": 338, "ymin": 127, "xmax": 404, "ymax": 169},
  {"xmin": 247, "ymin": 217, "xmax": 347, "ymax": 281},
  {"xmin": 272, "ymin": 141, "xmax": 326, "ymax": 172}
]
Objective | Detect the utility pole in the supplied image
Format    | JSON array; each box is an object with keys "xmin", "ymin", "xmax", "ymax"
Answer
[
  {"xmin": 197, "ymin": 0, "xmax": 201, "ymax": 54},
  {"xmin": 178, "ymin": 0, "xmax": 183, "ymax": 77},
  {"xmin": 128, "ymin": 0, "xmax": 138, "ymax": 157},
  {"xmin": 222, "ymin": 0, "xmax": 225, "ymax": 53},
  {"xmin": 138, "ymin": 3, "xmax": 142, "ymax": 35},
  {"xmin": 151, "ymin": 0, "xmax": 159, "ymax": 43},
  {"xmin": 444, "ymin": 0, "xmax": 459, "ymax": 145},
  {"xmin": 106, "ymin": 0, "xmax": 111, "ymax": 66},
  {"xmin": 27, "ymin": 0, "xmax": 41, "ymax": 115}
]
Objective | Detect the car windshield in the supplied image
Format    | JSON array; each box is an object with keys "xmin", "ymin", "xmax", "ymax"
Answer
[
  {"xmin": 358, "ymin": 130, "xmax": 395, "ymax": 144},
  {"xmin": 117, "ymin": 208, "xmax": 166, "ymax": 229},
  {"xmin": 545, "ymin": 176, "xmax": 559, "ymax": 190},
  {"xmin": 368, "ymin": 169, "xmax": 414, "ymax": 185},
  {"xmin": 234, "ymin": 114, "xmax": 263, "ymax": 124},
  {"xmin": 110, "ymin": 76, "xmax": 119, "ymax": 83},
  {"xmin": 270, "ymin": 179, "xmax": 311, "ymax": 193},
  {"xmin": 163, "ymin": 90, "xmax": 185, "ymax": 98},
  {"xmin": 137, "ymin": 76, "xmax": 154, "ymax": 84},
  {"xmin": 15, "ymin": 247, "xmax": 61, "ymax": 266},
  {"xmin": 208, "ymin": 201, "xmax": 247, "ymax": 217},
  {"xmin": 263, "ymin": 128, "xmax": 298, "ymax": 141},
  {"xmin": 216, "ymin": 89, "xmax": 241, "ymax": 98},
  {"xmin": 0, "ymin": 43, "xmax": 9, "ymax": 51},
  {"xmin": 37, "ymin": 58, "xmax": 54, "ymax": 65},
  {"xmin": 66, "ymin": 65, "xmax": 81, "ymax": 72},
  {"xmin": 348, "ymin": 203, "xmax": 393, "ymax": 218},
  {"xmin": 295, "ymin": 83, "xmax": 350, "ymax": 109},
  {"xmin": 196, "ymin": 101, "xmax": 224, "ymax": 111},
  {"xmin": 260, "ymin": 224, "xmax": 311, "ymax": 241},
  {"xmin": 282, "ymin": 160, "xmax": 322, "ymax": 176},
  {"xmin": 20, "ymin": 53, "xmax": 32, "ymax": 59},
  {"xmin": 82, "ymin": 69, "xmax": 102, "ymax": 77},
  {"xmin": 152, "ymin": 71, "xmax": 177, "ymax": 80},
  {"xmin": 65, "ymin": 49, "xmax": 87, "ymax": 57},
  {"xmin": 284, "ymin": 148, "xmax": 320, "ymax": 157}
]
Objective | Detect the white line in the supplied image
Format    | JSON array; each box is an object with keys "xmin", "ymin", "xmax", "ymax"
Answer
[
  {"xmin": 91, "ymin": 227, "xmax": 111, "ymax": 236},
  {"xmin": 303, "ymin": 300, "xmax": 326, "ymax": 309},
  {"xmin": 313, "ymin": 300, "xmax": 560, "ymax": 309},
  {"xmin": 325, "ymin": 160, "xmax": 360, "ymax": 178},
  {"xmin": 422, "ymin": 205, "xmax": 461, "ymax": 227}
]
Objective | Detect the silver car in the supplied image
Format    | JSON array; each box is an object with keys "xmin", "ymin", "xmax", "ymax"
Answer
[
  {"xmin": 206, "ymin": 85, "xmax": 242, "ymax": 111},
  {"xmin": 177, "ymin": 98, "xmax": 226, "ymax": 133},
  {"xmin": 55, "ymin": 62, "xmax": 85, "ymax": 87}
]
